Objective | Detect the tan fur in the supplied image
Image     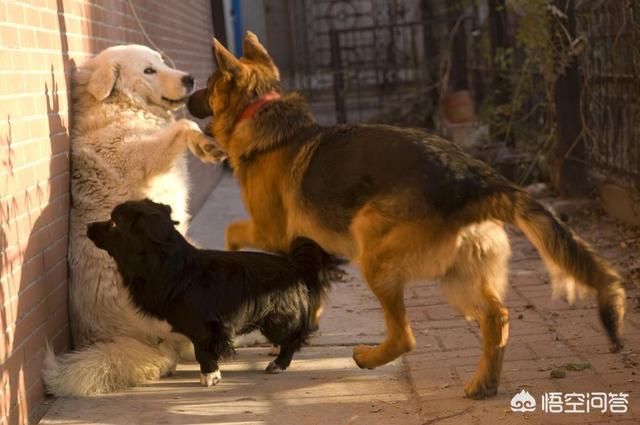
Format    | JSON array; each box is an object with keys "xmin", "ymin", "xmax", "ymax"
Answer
[
  {"xmin": 197, "ymin": 33, "xmax": 625, "ymax": 399},
  {"xmin": 42, "ymin": 45, "xmax": 213, "ymax": 397}
]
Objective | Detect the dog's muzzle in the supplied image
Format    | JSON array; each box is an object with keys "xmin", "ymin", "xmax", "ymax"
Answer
[
  {"xmin": 87, "ymin": 221, "xmax": 112, "ymax": 248},
  {"xmin": 187, "ymin": 88, "xmax": 213, "ymax": 119}
]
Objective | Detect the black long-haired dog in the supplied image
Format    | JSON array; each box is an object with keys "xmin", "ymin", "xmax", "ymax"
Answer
[{"xmin": 87, "ymin": 199, "xmax": 338, "ymax": 386}]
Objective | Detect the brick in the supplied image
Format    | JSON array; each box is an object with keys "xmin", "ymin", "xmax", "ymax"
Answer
[
  {"xmin": 22, "ymin": 348, "xmax": 44, "ymax": 388},
  {"xmin": 45, "ymin": 278, "xmax": 67, "ymax": 314},
  {"xmin": 15, "ymin": 255, "xmax": 44, "ymax": 291},
  {"xmin": 52, "ymin": 151, "xmax": 77, "ymax": 179},
  {"xmin": 42, "ymin": 237, "xmax": 66, "ymax": 269},
  {"xmin": 17, "ymin": 224, "xmax": 49, "ymax": 262},
  {"xmin": 48, "ymin": 215, "xmax": 68, "ymax": 243},
  {"xmin": 6, "ymin": 3, "xmax": 25, "ymax": 26},
  {"xmin": 0, "ymin": 27, "xmax": 20, "ymax": 49},
  {"xmin": 11, "ymin": 300, "xmax": 48, "ymax": 351},
  {"xmin": 23, "ymin": 8, "xmax": 41, "ymax": 29},
  {"xmin": 44, "ymin": 305, "xmax": 68, "ymax": 342},
  {"xmin": 48, "ymin": 323, "xmax": 69, "ymax": 354},
  {"xmin": 25, "ymin": 379, "xmax": 45, "ymax": 421}
]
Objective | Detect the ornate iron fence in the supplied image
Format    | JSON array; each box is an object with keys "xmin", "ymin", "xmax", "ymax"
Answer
[
  {"xmin": 288, "ymin": 0, "xmax": 420, "ymax": 96},
  {"xmin": 576, "ymin": 0, "xmax": 640, "ymax": 189}
]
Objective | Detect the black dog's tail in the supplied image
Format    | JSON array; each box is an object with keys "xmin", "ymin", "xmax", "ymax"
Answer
[{"xmin": 288, "ymin": 237, "xmax": 343, "ymax": 300}]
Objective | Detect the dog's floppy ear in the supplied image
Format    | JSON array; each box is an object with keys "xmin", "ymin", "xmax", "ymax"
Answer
[
  {"xmin": 153, "ymin": 201, "xmax": 173, "ymax": 218},
  {"xmin": 132, "ymin": 211, "xmax": 173, "ymax": 245},
  {"xmin": 213, "ymin": 38, "xmax": 244, "ymax": 78},
  {"xmin": 87, "ymin": 60, "xmax": 119, "ymax": 101},
  {"xmin": 243, "ymin": 31, "xmax": 279, "ymax": 78},
  {"xmin": 187, "ymin": 88, "xmax": 213, "ymax": 118}
]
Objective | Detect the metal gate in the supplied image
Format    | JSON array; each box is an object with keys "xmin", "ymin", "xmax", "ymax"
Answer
[
  {"xmin": 288, "ymin": 0, "xmax": 484, "ymax": 124},
  {"xmin": 289, "ymin": 0, "xmax": 420, "ymax": 92}
]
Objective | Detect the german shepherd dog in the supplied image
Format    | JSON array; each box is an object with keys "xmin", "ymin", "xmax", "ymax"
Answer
[
  {"xmin": 87, "ymin": 199, "xmax": 336, "ymax": 386},
  {"xmin": 187, "ymin": 32, "xmax": 625, "ymax": 398}
]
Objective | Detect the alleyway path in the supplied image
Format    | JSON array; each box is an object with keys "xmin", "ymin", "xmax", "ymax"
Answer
[{"xmin": 41, "ymin": 173, "xmax": 640, "ymax": 424}]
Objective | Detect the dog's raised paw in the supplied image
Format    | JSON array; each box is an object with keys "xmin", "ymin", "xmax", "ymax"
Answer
[
  {"xmin": 265, "ymin": 360, "xmax": 285, "ymax": 374},
  {"xmin": 189, "ymin": 137, "xmax": 227, "ymax": 164},
  {"xmin": 200, "ymin": 370, "xmax": 222, "ymax": 387}
]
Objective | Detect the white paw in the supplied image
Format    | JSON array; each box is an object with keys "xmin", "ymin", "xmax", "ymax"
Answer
[
  {"xmin": 200, "ymin": 370, "xmax": 222, "ymax": 387},
  {"xmin": 188, "ymin": 137, "xmax": 227, "ymax": 164}
]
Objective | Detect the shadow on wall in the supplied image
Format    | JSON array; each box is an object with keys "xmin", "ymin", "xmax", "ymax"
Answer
[{"xmin": 0, "ymin": 0, "xmax": 77, "ymax": 422}]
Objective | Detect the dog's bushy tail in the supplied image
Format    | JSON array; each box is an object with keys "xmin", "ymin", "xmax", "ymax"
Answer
[
  {"xmin": 477, "ymin": 190, "xmax": 625, "ymax": 351},
  {"xmin": 288, "ymin": 237, "xmax": 343, "ymax": 300},
  {"xmin": 42, "ymin": 336, "xmax": 178, "ymax": 396}
]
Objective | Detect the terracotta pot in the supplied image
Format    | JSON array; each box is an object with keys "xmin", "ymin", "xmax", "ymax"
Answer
[{"xmin": 441, "ymin": 90, "xmax": 477, "ymax": 124}]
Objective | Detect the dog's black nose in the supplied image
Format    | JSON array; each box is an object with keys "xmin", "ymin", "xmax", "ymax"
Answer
[
  {"xmin": 87, "ymin": 221, "xmax": 111, "ymax": 247},
  {"xmin": 182, "ymin": 75, "xmax": 195, "ymax": 91},
  {"xmin": 87, "ymin": 222, "xmax": 100, "ymax": 242}
]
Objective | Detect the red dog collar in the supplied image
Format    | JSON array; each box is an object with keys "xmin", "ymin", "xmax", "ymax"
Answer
[{"xmin": 239, "ymin": 91, "xmax": 281, "ymax": 121}]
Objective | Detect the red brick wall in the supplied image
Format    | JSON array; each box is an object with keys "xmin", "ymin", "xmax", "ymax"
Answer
[{"xmin": 0, "ymin": 1, "xmax": 216, "ymax": 424}]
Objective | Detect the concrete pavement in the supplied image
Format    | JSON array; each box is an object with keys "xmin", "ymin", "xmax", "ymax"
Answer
[{"xmin": 40, "ymin": 172, "xmax": 640, "ymax": 424}]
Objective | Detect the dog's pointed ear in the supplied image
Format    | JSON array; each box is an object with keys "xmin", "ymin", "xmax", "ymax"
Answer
[
  {"xmin": 243, "ymin": 32, "xmax": 273, "ymax": 64},
  {"xmin": 88, "ymin": 61, "xmax": 119, "ymax": 101},
  {"xmin": 243, "ymin": 32, "xmax": 279, "ymax": 79},
  {"xmin": 213, "ymin": 38, "xmax": 243, "ymax": 77}
]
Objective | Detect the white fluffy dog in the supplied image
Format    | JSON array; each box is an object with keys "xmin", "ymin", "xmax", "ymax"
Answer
[{"xmin": 42, "ymin": 45, "xmax": 221, "ymax": 396}]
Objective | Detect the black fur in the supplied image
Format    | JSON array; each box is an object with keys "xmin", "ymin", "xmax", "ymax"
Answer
[{"xmin": 87, "ymin": 199, "xmax": 338, "ymax": 380}]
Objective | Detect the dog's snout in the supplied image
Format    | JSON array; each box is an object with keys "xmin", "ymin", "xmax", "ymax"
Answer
[
  {"xmin": 182, "ymin": 75, "xmax": 195, "ymax": 91},
  {"xmin": 87, "ymin": 221, "xmax": 111, "ymax": 246},
  {"xmin": 187, "ymin": 88, "xmax": 213, "ymax": 118},
  {"xmin": 87, "ymin": 222, "xmax": 101, "ymax": 241}
]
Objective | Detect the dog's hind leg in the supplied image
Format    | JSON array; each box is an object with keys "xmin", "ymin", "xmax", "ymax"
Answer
[
  {"xmin": 440, "ymin": 222, "xmax": 511, "ymax": 399},
  {"xmin": 456, "ymin": 286, "xmax": 509, "ymax": 399},
  {"xmin": 266, "ymin": 331, "xmax": 305, "ymax": 373}
]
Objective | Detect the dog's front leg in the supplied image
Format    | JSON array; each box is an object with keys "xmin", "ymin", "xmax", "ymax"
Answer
[
  {"xmin": 124, "ymin": 119, "xmax": 201, "ymax": 179},
  {"xmin": 187, "ymin": 133, "xmax": 227, "ymax": 164},
  {"xmin": 225, "ymin": 220, "xmax": 254, "ymax": 251},
  {"xmin": 194, "ymin": 343, "xmax": 222, "ymax": 387},
  {"xmin": 225, "ymin": 220, "xmax": 286, "ymax": 252}
]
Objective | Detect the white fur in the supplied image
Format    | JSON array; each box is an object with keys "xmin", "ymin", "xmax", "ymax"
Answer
[
  {"xmin": 42, "ymin": 45, "xmax": 211, "ymax": 397},
  {"xmin": 440, "ymin": 221, "xmax": 511, "ymax": 320},
  {"xmin": 200, "ymin": 370, "xmax": 222, "ymax": 387}
]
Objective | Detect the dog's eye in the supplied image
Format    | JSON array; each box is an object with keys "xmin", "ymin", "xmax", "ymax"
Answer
[
  {"xmin": 144, "ymin": 67, "xmax": 156, "ymax": 75},
  {"xmin": 110, "ymin": 220, "xmax": 116, "ymax": 228}
]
